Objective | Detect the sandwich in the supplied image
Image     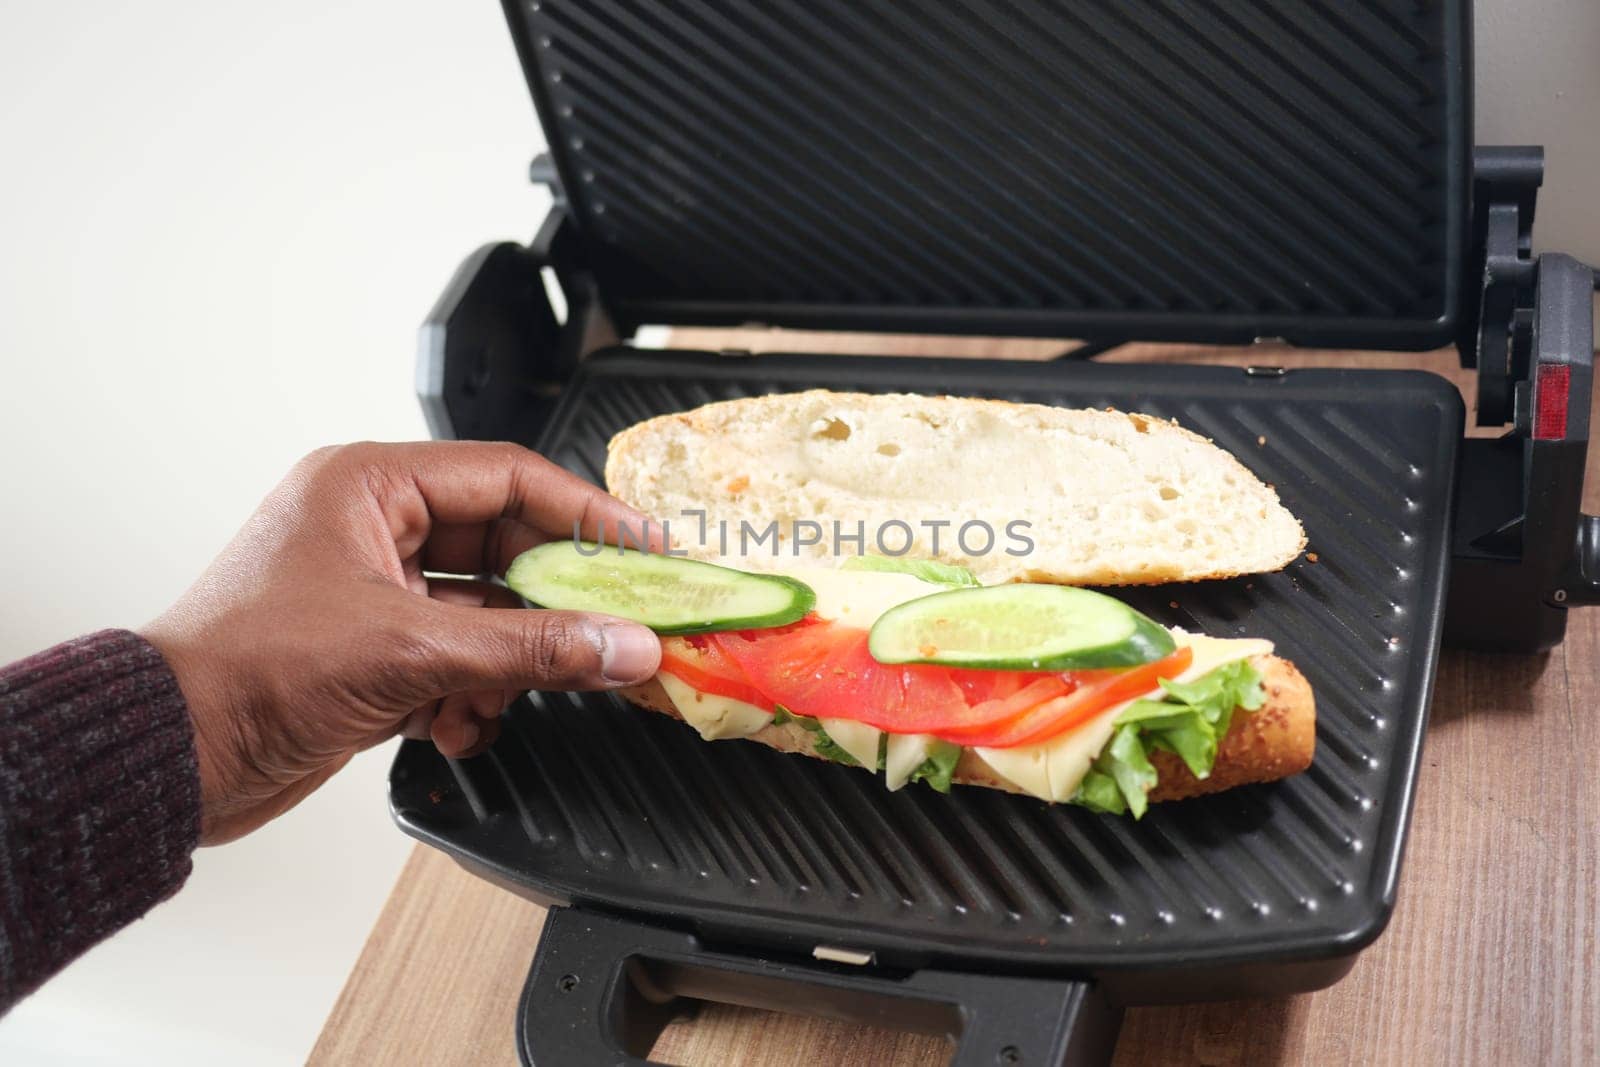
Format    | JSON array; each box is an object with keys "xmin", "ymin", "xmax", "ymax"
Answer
[
  {"xmin": 508, "ymin": 391, "xmax": 1314, "ymax": 815},
  {"xmin": 508, "ymin": 544, "xmax": 1313, "ymax": 815}
]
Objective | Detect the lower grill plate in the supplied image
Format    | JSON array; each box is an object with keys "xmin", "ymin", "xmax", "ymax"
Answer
[{"xmin": 392, "ymin": 349, "xmax": 1460, "ymax": 998}]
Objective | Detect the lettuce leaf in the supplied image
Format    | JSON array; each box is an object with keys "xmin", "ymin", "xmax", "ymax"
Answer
[
  {"xmin": 774, "ymin": 706, "xmax": 886, "ymax": 769},
  {"xmin": 1100, "ymin": 723, "xmax": 1159, "ymax": 817},
  {"xmin": 1069, "ymin": 658, "xmax": 1265, "ymax": 818},
  {"xmin": 906, "ymin": 740, "xmax": 962, "ymax": 793},
  {"xmin": 841, "ymin": 555, "xmax": 980, "ymax": 587},
  {"xmin": 812, "ymin": 728, "xmax": 861, "ymax": 766},
  {"xmin": 1072, "ymin": 769, "xmax": 1127, "ymax": 815}
]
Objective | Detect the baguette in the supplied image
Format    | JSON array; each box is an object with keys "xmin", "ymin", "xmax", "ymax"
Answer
[
  {"xmin": 606, "ymin": 390, "xmax": 1304, "ymax": 585},
  {"xmin": 618, "ymin": 654, "xmax": 1314, "ymax": 806}
]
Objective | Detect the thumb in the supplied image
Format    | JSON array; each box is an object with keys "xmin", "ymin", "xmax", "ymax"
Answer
[{"xmin": 408, "ymin": 601, "xmax": 661, "ymax": 697}]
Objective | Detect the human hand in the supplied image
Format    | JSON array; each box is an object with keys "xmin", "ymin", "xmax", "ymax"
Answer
[{"xmin": 142, "ymin": 441, "xmax": 663, "ymax": 845}]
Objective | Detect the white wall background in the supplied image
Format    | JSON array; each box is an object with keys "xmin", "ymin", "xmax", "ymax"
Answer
[
  {"xmin": 0, "ymin": 2, "xmax": 549, "ymax": 1064},
  {"xmin": 0, "ymin": 2, "xmax": 1594, "ymax": 1064},
  {"xmin": 1475, "ymin": 0, "xmax": 1600, "ymax": 284}
]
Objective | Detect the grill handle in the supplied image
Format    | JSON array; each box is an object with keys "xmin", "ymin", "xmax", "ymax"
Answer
[{"xmin": 517, "ymin": 905, "xmax": 1122, "ymax": 1066}]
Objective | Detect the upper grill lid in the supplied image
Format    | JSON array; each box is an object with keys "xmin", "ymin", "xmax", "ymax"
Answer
[{"xmin": 505, "ymin": 0, "xmax": 1469, "ymax": 349}]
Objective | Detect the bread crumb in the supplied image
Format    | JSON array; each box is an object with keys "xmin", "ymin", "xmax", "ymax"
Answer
[
  {"xmin": 726, "ymin": 475, "xmax": 749, "ymax": 493},
  {"xmin": 1306, "ymin": 552, "xmax": 1319, "ymax": 563},
  {"xmin": 1168, "ymin": 601, "xmax": 1179, "ymax": 609},
  {"xmin": 1257, "ymin": 435, "xmax": 1266, "ymax": 446}
]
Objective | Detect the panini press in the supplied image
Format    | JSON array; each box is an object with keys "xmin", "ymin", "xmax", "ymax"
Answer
[{"xmin": 390, "ymin": 3, "xmax": 1600, "ymax": 1063}]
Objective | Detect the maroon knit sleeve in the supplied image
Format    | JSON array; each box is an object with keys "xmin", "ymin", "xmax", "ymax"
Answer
[{"xmin": 0, "ymin": 629, "xmax": 201, "ymax": 1014}]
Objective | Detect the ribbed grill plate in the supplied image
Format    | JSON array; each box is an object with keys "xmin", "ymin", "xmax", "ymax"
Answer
[
  {"xmin": 505, "ymin": 0, "xmax": 1468, "ymax": 347},
  {"xmin": 392, "ymin": 350, "xmax": 1460, "ymax": 988}
]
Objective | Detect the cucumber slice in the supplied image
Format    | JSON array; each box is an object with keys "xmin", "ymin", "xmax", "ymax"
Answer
[
  {"xmin": 867, "ymin": 584, "xmax": 1175, "ymax": 670},
  {"xmin": 505, "ymin": 542, "xmax": 815, "ymax": 635}
]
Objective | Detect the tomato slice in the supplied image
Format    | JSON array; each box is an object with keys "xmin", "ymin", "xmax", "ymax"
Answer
[
  {"xmin": 663, "ymin": 619, "xmax": 1192, "ymax": 751},
  {"xmin": 659, "ymin": 637, "xmax": 770, "ymax": 709},
  {"xmin": 946, "ymin": 666, "xmax": 1058, "ymax": 705},
  {"xmin": 658, "ymin": 616, "xmax": 827, "ymax": 707},
  {"xmin": 936, "ymin": 647, "xmax": 1194, "ymax": 748},
  {"xmin": 713, "ymin": 621, "xmax": 970, "ymax": 731}
]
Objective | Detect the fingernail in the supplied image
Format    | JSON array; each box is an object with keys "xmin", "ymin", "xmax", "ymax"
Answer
[
  {"xmin": 458, "ymin": 719, "xmax": 480, "ymax": 751},
  {"xmin": 599, "ymin": 622, "xmax": 660, "ymax": 685}
]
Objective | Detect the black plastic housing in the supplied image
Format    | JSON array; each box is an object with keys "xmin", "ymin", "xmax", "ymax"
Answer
[
  {"xmin": 517, "ymin": 907, "xmax": 1121, "ymax": 1066},
  {"xmin": 418, "ymin": 212, "xmax": 611, "ymax": 443},
  {"xmin": 1447, "ymin": 254, "xmax": 1597, "ymax": 649}
]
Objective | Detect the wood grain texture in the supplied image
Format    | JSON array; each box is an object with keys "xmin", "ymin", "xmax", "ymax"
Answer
[{"xmin": 312, "ymin": 335, "xmax": 1599, "ymax": 1066}]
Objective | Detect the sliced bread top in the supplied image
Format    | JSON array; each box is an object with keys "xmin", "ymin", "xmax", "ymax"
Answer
[{"xmin": 604, "ymin": 390, "xmax": 1304, "ymax": 585}]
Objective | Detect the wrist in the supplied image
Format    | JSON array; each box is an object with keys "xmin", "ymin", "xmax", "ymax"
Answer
[{"xmin": 140, "ymin": 623, "xmax": 253, "ymax": 844}]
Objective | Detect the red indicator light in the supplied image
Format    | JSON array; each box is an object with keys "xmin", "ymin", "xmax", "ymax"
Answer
[{"xmin": 1534, "ymin": 363, "xmax": 1571, "ymax": 441}]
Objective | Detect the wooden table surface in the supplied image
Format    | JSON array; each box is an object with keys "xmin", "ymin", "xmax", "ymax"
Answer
[{"xmin": 311, "ymin": 333, "xmax": 1599, "ymax": 1066}]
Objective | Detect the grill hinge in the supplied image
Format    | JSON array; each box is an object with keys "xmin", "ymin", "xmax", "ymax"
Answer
[
  {"xmin": 1458, "ymin": 146, "xmax": 1541, "ymax": 427},
  {"xmin": 1444, "ymin": 147, "xmax": 1599, "ymax": 650},
  {"xmin": 416, "ymin": 207, "xmax": 613, "ymax": 443}
]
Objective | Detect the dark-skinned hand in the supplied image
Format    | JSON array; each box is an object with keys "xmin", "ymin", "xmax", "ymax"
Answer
[{"xmin": 142, "ymin": 441, "xmax": 662, "ymax": 844}]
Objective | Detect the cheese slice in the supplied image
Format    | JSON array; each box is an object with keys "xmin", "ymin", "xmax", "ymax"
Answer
[
  {"xmin": 818, "ymin": 718, "xmax": 884, "ymax": 768},
  {"xmin": 657, "ymin": 671, "xmax": 771, "ymax": 740},
  {"xmin": 772, "ymin": 565, "xmax": 940, "ymax": 629},
  {"xmin": 974, "ymin": 703, "xmax": 1125, "ymax": 803},
  {"xmin": 884, "ymin": 733, "xmax": 940, "ymax": 790},
  {"xmin": 1170, "ymin": 632, "xmax": 1274, "ymax": 681}
]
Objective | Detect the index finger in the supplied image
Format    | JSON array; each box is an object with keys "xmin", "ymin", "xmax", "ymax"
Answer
[{"xmin": 362, "ymin": 440, "xmax": 667, "ymax": 558}]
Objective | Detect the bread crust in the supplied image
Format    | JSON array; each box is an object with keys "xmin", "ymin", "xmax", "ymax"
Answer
[
  {"xmin": 618, "ymin": 654, "xmax": 1314, "ymax": 806},
  {"xmin": 605, "ymin": 390, "xmax": 1306, "ymax": 586}
]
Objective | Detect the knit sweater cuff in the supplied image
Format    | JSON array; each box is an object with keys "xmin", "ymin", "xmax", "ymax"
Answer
[{"xmin": 0, "ymin": 629, "xmax": 201, "ymax": 1012}]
